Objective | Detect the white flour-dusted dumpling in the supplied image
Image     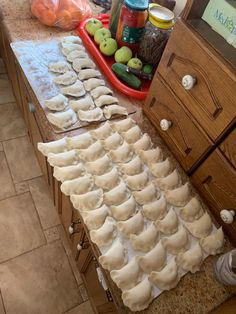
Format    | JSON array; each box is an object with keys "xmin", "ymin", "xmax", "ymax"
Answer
[
  {"xmin": 47, "ymin": 108, "xmax": 77, "ymax": 129},
  {"xmin": 142, "ymin": 194, "xmax": 167, "ymax": 221},
  {"xmin": 70, "ymin": 189, "xmax": 103, "ymax": 211},
  {"xmin": 117, "ymin": 212, "xmax": 144, "ymax": 238},
  {"xmin": 110, "ymin": 195, "xmax": 136, "ymax": 221},
  {"xmin": 139, "ymin": 147, "xmax": 163, "ymax": 165},
  {"xmin": 61, "ymin": 43, "xmax": 85, "ymax": 56},
  {"xmin": 149, "ymin": 258, "xmax": 179, "ymax": 291},
  {"xmin": 69, "ymin": 95, "xmax": 95, "ymax": 112},
  {"xmin": 78, "ymin": 141, "xmax": 105, "ymax": 162},
  {"xmin": 155, "ymin": 208, "xmax": 179, "ymax": 235},
  {"xmin": 162, "ymin": 225, "xmax": 190, "ymax": 254},
  {"xmin": 53, "ymin": 163, "xmax": 85, "ymax": 182},
  {"xmin": 149, "ymin": 158, "xmax": 172, "ymax": 178},
  {"xmin": 78, "ymin": 69, "xmax": 101, "ymax": 80},
  {"xmin": 132, "ymin": 133, "xmax": 152, "ymax": 154},
  {"xmin": 133, "ymin": 183, "xmax": 157, "ymax": 205},
  {"xmin": 130, "ymin": 223, "xmax": 159, "ymax": 253},
  {"xmin": 122, "ymin": 277, "xmax": 153, "ymax": 312},
  {"xmin": 47, "ymin": 149, "xmax": 78, "ymax": 167},
  {"xmin": 49, "ymin": 61, "xmax": 72, "ymax": 73},
  {"xmin": 81, "ymin": 204, "xmax": 109, "ymax": 231},
  {"xmin": 53, "ymin": 71, "xmax": 77, "ymax": 85},
  {"xmin": 67, "ymin": 50, "xmax": 88, "ymax": 62},
  {"xmin": 66, "ymin": 132, "xmax": 94, "ymax": 150},
  {"xmin": 90, "ymin": 121, "xmax": 113, "ymax": 140},
  {"xmin": 101, "ymin": 132, "xmax": 123, "ymax": 150},
  {"xmin": 45, "ymin": 94, "xmax": 68, "ymax": 111},
  {"xmin": 95, "ymin": 95, "xmax": 118, "ymax": 107},
  {"xmin": 83, "ymin": 78, "xmax": 106, "ymax": 91},
  {"xmin": 99, "ymin": 239, "xmax": 128, "ymax": 271},
  {"xmin": 137, "ymin": 241, "xmax": 166, "ymax": 273},
  {"xmin": 119, "ymin": 156, "xmax": 143, "ymax": 176},
  {"xmin": 95, "ymin": 167, "xmax": 120, "ymax": 191},
  {"xmin": 90, "ymin": 216, "xmax": 116, "ymax": 247},
  {"xmin": 165, "ymin": 183, "xmax": 191, "ymax": 207},
  {"xmin": 60, "ymin": 174, "xmax": 94, "ymax": 196},
  {"xmin": 109, "ymin": 141, "xmax": 133, "ymax": 163},
  {"xmin": 176, "ymin": 242, "xmax": 203, "ymax": 273},
  {"xmin": 199, "ymin": 227, "xmax": 224, "ymax": 255},
  {"xmin": 179, "ymin": 197, "xmax": 204, "ymax": 222},
  {"xmin": 155, "ymin": 169, "xmax": 181, "ymax": 190},
  {"xmin": 72, "ymin": 58, "xmax": 96, "ymax": 72},
  {"xmin": 104, "ymin": 181, "xmax": 130, "ymax": 206},
  {"xmin": 122, "ymin": 125, "xmax": 142, "ymax": 144},
  {"xmin": 85, "ymin": 154, "xmax": 112, "ymax": 175},
  {"xmin": 90, "ymin": 86, "xmax": 113, "ymax": 99},
  {"xmin": 124, "ymin": 170, "xmax": 149, "ymax": 191},
  {"xmin": 103, "ymin": 105, "xmax": 128, "ymax": 119},
  {"xmin": 61, "ymin": 80, "xmax": 85, "ymax": 97},
  {"xmin": 61, "ymin": 36, "xmax": 82, "ymax": 45},
  {"xmin": 185, "ymin": 212, "xmax": 212, "ymax": 239},
  {"xmin": 77, "ymin": 107, "xmax": 104, "ymax": 122},
  {"xmin": 38, "ymin": 137, "xmax": 67, "ymax": 156},
  {"xmin": 111, "ymin": 257, "xmax": 142, "ymax": 290},
  {"xmin": 111, "ymin": 117, "xmax": 135, "ymax": 132}
]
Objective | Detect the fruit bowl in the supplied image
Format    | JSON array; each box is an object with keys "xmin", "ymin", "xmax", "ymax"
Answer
[{"xmin": 77, "ymin": 14, "xmax": 152, "ymax": 100}]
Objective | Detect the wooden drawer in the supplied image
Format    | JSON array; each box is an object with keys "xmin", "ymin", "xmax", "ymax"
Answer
[
  {"xmin": 220, "ymin": 128, "xmax": 236, "ymax": 169},
  {"xmin": 158, "ymin": 20, "xmax": 236, "ymax": 141},
  {"xmin": 191, "ymin": 148, "xmax": 236, "ymax": 244},
  {"xmin": 144, "ymin": 74, "xmax": 212, "ymax": 172}
]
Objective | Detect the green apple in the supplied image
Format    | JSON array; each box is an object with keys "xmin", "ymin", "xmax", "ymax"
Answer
[
  {"xmin": 115, "ymin": 46, "xmax": 133, "ymax": 64},
  {"xmin": 85, "ymin": 18, "xmax": 103, "ymax": 36},
  {"xmin": 99, "ymin": 38, "xmax": 118, "ymax": 56},
  {"xmin": 94, "ymin": 27, "xmax": 111, "ymax": 44},
  {"xmin": 127, "ymin": 57, "xmax": 143, "ymax": 70}
]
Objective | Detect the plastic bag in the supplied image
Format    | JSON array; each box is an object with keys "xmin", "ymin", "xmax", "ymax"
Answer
[{"xmin": 31, "ymin": 0, "xmax": 92, "ymax": 30}]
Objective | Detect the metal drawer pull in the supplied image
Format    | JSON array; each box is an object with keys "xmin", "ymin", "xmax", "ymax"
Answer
[
  {"xmin": 220, "ymin": 209, "xmax": 235, "ymax": 224},
  {"xmin": 160, "ymin": 119, "xmax": 172, "ymax": 131},
  {"xmin": 28, "ymin": 102, "xmax": 36, "ymax": 113},
  {"xmin": 182, "ymin": 75, "xmax": 196, "ymax": 90}
]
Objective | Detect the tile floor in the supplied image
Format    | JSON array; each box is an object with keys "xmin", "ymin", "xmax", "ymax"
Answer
[{"xmin": 0, "ymin": 59, "xmax": 94, "ymax": 314}]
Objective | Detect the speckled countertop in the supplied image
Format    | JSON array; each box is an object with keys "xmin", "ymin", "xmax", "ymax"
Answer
[{"xmin": 1, "ymin": 2, "xmax": 236, "ymax": 313}]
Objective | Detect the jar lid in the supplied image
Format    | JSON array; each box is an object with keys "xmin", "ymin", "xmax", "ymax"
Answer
[
  {"xmin": 148, "ymin": 4, "xmax": 175, "ymax": 29},
  {"xmin": 125, "ymin": 0, "xmax": 149, "ymax": 11}
]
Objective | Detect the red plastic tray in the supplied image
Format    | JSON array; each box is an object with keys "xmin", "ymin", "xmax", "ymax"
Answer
[{"xmin": 77, "ymin": 14, "xmax": 151, "ymax": 100}]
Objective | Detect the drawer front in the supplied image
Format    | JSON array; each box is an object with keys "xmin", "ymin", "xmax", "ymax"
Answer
[
  {"xmin": 158, "ymin": 21, "xmax": 236, "ymax": 141},
  {"xmin": 220, "ymin": 128, "xmax": 236, "ymax": 169},
  {"xmin": 191, "ymin": 149, "xmax": 236, "ymax": 244},
  {"xmin": 144, "ymin": 74, "xmax": 212, "ymax": 172}
]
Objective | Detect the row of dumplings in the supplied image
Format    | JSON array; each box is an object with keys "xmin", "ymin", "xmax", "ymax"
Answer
[{"xmin": 45, "ymin": 36, "xmax": 128, "ymax": 129}]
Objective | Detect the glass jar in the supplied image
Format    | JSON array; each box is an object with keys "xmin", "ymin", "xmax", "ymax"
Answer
[
  {"xmin": 116, "ymin": 0, "xmax": 149, "ymax": 52},
  {"xmin": 109, "ymin": 0, "xmax": 124, "ymax": 38},
  {"xmin": 138, "ymin": 4, "xmax": 174, "ymax": 66}
]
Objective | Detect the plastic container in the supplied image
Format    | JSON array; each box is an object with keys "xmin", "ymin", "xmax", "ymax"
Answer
[{"xmin": 138, "ymin": 4, "xmax": 174, "ymax": 66}]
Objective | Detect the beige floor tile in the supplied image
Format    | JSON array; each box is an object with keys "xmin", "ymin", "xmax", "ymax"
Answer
[
  {"xmin": 14, "ymin": 181, "xmax": 29, "ymax": 194},
  {"xmin": 0, "ymin": 103, "xmax": 27, "ymax": 141},
  {"xmin": 29, "ymin": 176, "xmax": 60, "ymax": 229},
  {"xmin": 0, "ymin": 74, "xmax": 15, "ymax": 104},
  {"xmin": 44, "ymin": 225, "xmax": 61, "ymax": 243},
  {"xmin": 0, "ymin": 193, "xmax": 45, "ymax": 263},
  {"xmin": 0, "ymin": 152, "xmax": 15, "ymax": 201},
  {"xmin": 0, "ymin": 292, "xmax": 6, "ymax": 314},
  {"xmin": 0, "ymin": 241, "xmax": 83, "ymax": 314},
  {"xmin": 0, "ymin": 143, "xmax": 3, "ymax": 151},
  {"xmin": 3, "ymin": 136, "xmax": 42, "ymax": 183},
  {"xmin": 65, "ymin": 301, "xmax": 94, "ymax": 314}
]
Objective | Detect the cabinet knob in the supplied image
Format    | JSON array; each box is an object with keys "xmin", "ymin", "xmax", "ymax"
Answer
[
  {"xmin": 182, "ymin": 75, "xmax": 196, "ymax": 90},
  {"xmin": 220, "ymin": 209, "xmax": 235, "ymax": 224},
  {"xmin": 77, "ymin": 243, "xmax": 82, "ymax": 251},
  {"xmin": 68, "ymin": 224, "xmax": 74, "ymax": 235},
  {"xmin": 160, "ymin": 119, "xmax": 172, "ymax": 131},
  {"xmin": 28, "ymin": 102, "xmax": 36, "ymax": 113}
]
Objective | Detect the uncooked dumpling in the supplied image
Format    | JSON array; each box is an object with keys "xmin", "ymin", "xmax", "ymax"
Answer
[
  {"xmin": 103, "ymin": 105, "xmax": 128, "ymax": 119},
  {"xmin": 155, "ymin": 169, "xmax": 181, "ymax": 190},
  {"xmin": 165, "ymin": 183, "xmax": 191, "ymax": 207},
  {"xmin": 122, "ymin": 125, "xmax": 142, "ymax": 144},
  {"xmin": 111, "ymin": 117, "xmax": 135, "ymax": 133},
  {"xmin": 149, "ymin": 158, "xmax": 172, "ymax": 178},
  {"xmin": 47, "ymin": 108, "xmax": 77, "ymax": 129},
  {"xmin": 162, "ymin": 225, "xmax": 190, "ymax": 254},
  {"xmin": 132, "ymin": 133, "xmax": 152, "ymax": 154},
  {"xmin": 199, "ymin": 227, "xmax": 224, "ymax": 255},
  {"xmin": 69, "ymin": 95, "xmax": 95, "ymax": 112},
  {"xmin": 124, "ymin": 170, "xmax": 149, "ymax": 191},
  {"xmin": 81, "ymin": 204, "xmax": 109, "ymax": 231},
  {"xmin": 95, "ymin": 167, "xmax": 120, "ymax": 191},
  {"xmin": 185, "ymin": 212, "xmax": 212, "ymax": 239},
  {"xmin": 83, "ymin": 78, "xmax": 106, "ymax": 91},
  {"xmin": 117, "ymin": 212, "xmax": 144, "ymax": 238},
  {"xmin": 133, "ymin": 183, "xmax": 157, "ymax": 205},
  {"xmin": 70, "ymin": 189, "xmax": 103, "ymax": 211},
  {"xmin": 53, "ymin": 163, "xmax": 86, "ymax": 182},
  {"xmin": 90, "ymin": 121, "xmax": 113, "ymax": 140},
  {"xmin": 99, "ymin": 239, "xmax": 128, "ymax": 271},
  {"xmin": 142, "ymin": 194, "xmax": 167, "ymax": 221},
  {"xmin": 109, "ymin": 141, "xmax": 133, "ymax": 163},
  {"xmin": 110, "ymin": 195, "xmax": 136, "ymax": 221},
  {"xmin": 67, "ymin": 50, "xmax": 88, "ymax": 62},
  {"xmin": 72, "ymin": 58, "xmax": 96, "ymax": 72},
  {"xmin": 47, "ymin": 149, "xmax": 78, "ymax": 167},
  {"xmin": 61, "ymin": 43, "xmax": 85, "ymax": 56},
  {"xmin": 45, "ymin": 94, "xmax": 68, "ymax": 111},
  {"xmin": 61, "ymin": 80, "xmax": 85, "ymax": 97},
  {"xmin": 90, "ymin": 217, "xmax": 116, "ymax": 247},
  {"xmin": 60, "ymin": 174, "xmax": 94, "ymax": 196},
  {"xmin": 104, "ymin": 181, "xmax": 130, "ymax": 206},
  {"xmin": 130, "ymin": 223, "xmax": 159, "ymax": 253},
  {"xmin": 179, "ymin": 197, "xmax": 204, "ymax": 222},
  {"xmin": 101, "ymin": 132, "xmax": 123, "ymax": 150},
  {"xmin": 95, "ymin": 95, "xmax": 118, "ymax": 107},
  {"xmin": 77, "ymin": 107, "xmax": 104, "ymax": 122},
  {"xmin": 176, "ymin": 242, "xmax": 203, "ymax": 273},
  {"xmin": 155, "ymin": 208, "xmax": 179, "ymax": 235},
  {"xmin": 53, "ymin": 71, "xmax": 77, "ymax": 85},
  {"xmin": 122, "ymin": 277, "xmax": 153, "ymax": 312},
  {"xmin": 61, "ymin": 35, "xmax": 82, "ymax": 45},
  {"xmin": 78, "ymin": 69, "xmax": 101, "ymax": 80},
  {"xmin": 110, "ymin": 257, "xmax": 142, "ymax": 290},
  {"xmin": 78, "ymin": 141, "xmax": 105, "ymax": 162},
  {"xmin": 49, "ymin": 61, "xmax": 72, "ymax": 73},
  {"xmin": 85, "ymin": 154, "xmax": 112, "ymax": 175},
  {"xmin": 66, "ymin": 132, "xmax": 94, "ymax": 150},
  {"xmin": 38, "ymin": 137, "xmax": 67, "ymax": 156},
  {"xmin": 149, "ymin": 258, "xmax": 179, "ymax": 291},
  {"xmin": 119, "ymin": 156, "xmax": 143, "ymax": 176},
  {"xmin": 90, "ymin": 86, "xmax": 113, "ymax": 99},
  {"xmin": 139, "ymin": 147, "xmax": 163, "ymax": 164},
  {"xmin": 137, "ymin": 241, "xmax": 166, "ymax": 273}
]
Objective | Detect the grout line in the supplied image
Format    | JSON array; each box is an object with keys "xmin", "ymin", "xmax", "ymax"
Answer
[
  {"xmin": 0, "ymin": 289, "xmax": 6, "ymax": 314},
  {"xmin": 2, "ymin": 134, "xmax": 29, "ymax": 145}
]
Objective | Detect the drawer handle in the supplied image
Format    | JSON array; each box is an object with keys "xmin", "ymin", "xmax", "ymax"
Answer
[
  {"xmin": 182, "ymin": 75, "xmax": 196, "ymax": 90},
  {"xmin": 160, "ymin": 119, "xmax": 172, "ymax": 131},
  {"xmin": 220, "ymin": 209, "xmax": 235, "ymax": 224},
  {"xmin": 28, "ymin": 102, "xmax": 36, "ymax": 113}
]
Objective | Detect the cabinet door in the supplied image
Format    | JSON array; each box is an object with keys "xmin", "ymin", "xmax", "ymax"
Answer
[
  {"xmin": 220, "ymin": 129, "xmax": 236, "ymax": 169},
  {"xmin": 61, "ymin": 193, "xmax": 73, "ymax": 238}
]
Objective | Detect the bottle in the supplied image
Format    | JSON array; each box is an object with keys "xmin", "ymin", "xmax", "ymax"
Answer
[
  {"xmin": 214, "ymin": 249, "xmax": 236, "ymax": 285},
  {"xmin": 109, "ymin": 0, "xmax": 124, "ymax": 38}
]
